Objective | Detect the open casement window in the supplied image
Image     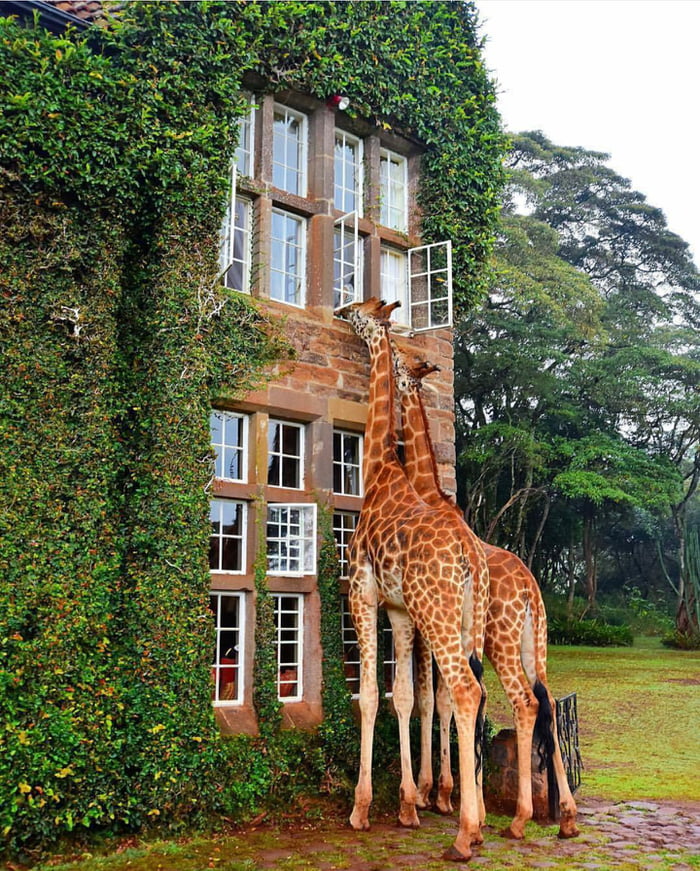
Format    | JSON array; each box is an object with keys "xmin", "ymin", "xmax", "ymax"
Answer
[
  {"xmin": 273, "ymin": 594, "xmax": 304, "ymax": 701},
  {"xmin": 209, "ymin": 591, "xmax": 245, "ymax": 706},
  {"xmin": 333, "ymin": 212, "xmax": 362, "ymax": 310},
  {"xmin": 408, "ymin": 240, "xmax": 453, "ymax": 331},
  {"xmin": 234, "ymin": 93, "xmax": 256, "ymax": 178},
  {"xmin": 218, "ymin": 161, "xmax": 253, "ymax": 293}
]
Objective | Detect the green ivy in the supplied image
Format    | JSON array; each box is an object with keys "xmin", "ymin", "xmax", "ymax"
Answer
[{"xmin": 0, "ymin": 0, "xmax": 503, "ymax": 855}]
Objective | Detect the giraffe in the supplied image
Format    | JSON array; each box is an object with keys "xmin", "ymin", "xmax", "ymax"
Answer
[
  {"xmin": 337, "ymin": 297, "xmax": 490, "ymax": 861},
  {"xmin": 391, "ymin": 338, "xmax": 579, "ymax": 840}
]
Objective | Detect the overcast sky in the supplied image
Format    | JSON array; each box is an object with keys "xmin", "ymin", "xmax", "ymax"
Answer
[{"xmin": 475, "ymin": 0, "xmax": 700, "ymax": 265}]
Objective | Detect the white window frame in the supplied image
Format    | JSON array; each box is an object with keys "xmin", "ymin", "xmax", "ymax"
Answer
[
  {"xmin": 380, "ymin": 148, "xmax": 408, "ymax": 232},
  {"xmin": 408, "ymin": 240, "xmax": 453, "ymax": 331},
  {"xmin": 333, "ymin": 429, "xmax": 363, "ymax": 497},
  {"xmin": 209, "ymin": 499, "xmax": 247, "ymax": 574},
  {"xmin": 333, "ymin": 212, "xmax": 363, "ymax": 311},
  {"xmin": 272, "ymin": 104, "xmax": 308, "ymax": 196},
  {"xmin": 266, "ymin": 503, "xmax": 317, "ymax": 577},
  {"xmin": 334, "ymin": 129, "xmax": 363, "ymax": 215},
  {"xmin": 219, "ymin": 194, "xmax": 252, "ymax": 294},
  {"xmin": 380, "ymin": 246, "xmax": 409, "ymax": 327},
  {"xmin": 267, "ymin": 419, "xmax": 304, "ymax": 489},
  {"xmin": 210, "ymin": 591, "xmax": 245, "ymax": 706},
  {"xmin": 210, "ymin": 410, "xmax": 248, "ymax": 483},
  {"xmin": 235, "ymin": 93, "xmax": 256, "ymax": 178},
  {"xmin": 273, "ymin": 593, "xmax": 304, "ymax": 702},
  {"xmin": 270, "ymin": 209, "xmax": 306, "ymax": 308},
  {"xmin": 333, "ymin": 510, "xmax": 358, "ymax": 580}
]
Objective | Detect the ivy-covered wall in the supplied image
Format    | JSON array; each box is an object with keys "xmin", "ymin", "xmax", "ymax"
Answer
[{"xmin": 0, "ymin": 0, "xmax": 504, "ymax": 855}]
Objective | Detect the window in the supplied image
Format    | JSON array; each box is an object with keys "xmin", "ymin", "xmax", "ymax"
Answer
[
  {"xmin": 270, "ymin": 209, "xmax": 305, "ymax": 307},
  {"xmin": 273, "ymin": 594, "xmax": 303, "ymax": 701},
  {"xmin": 333, "ymin": 213, "xmax": 363, "ymax": 310},
  {"xmin": 333, "ymin": 511, "xmax": 358, "ymax": 579},
  {"xmin": 334, "ymin": 130, "xmax": 363, "ymax": 214},
  {"xmin": 209, "ymin": 499, "xmax": 246, "ymax": 573},
  {"xmin": 380, "ymin": 247, "xmax": 409, "ymax": 326},
  {"xmin": 409, "ymin": 241, "xmax": 453, "ymax": 331},
  {"xmin": 272, "ymin": 105, "xmax": 307, "ymax": 196},
  {"xmin": 210, "ymin": 410, "xmax": 247, "ymax": 482},
  {"xmin": 268, "ymin": 420, "xmax": 304, "ymax": 489},
  {"xmin": 380, "ymin": 148, "xmax": 408, "ymax": 232},
  {"xmin": 266, "ymin": 503, "xmax": 317, "ymax": 576},
  {"xmin": 219, "ymin": 196, "xmax": 251, "ymax": 293},
  {"xmin": 209, "ymin": 592, "xmax": 244, "ymax": 705},
  {"xmin": 341, "ymin": 597, "xmax": 396, "ymax": 698},
  {"xmin": 333, "ymin": 430, "xmax": 362, "ymax": 496},
  {"xmin": 235, "ymin": 94, "xmax": 256, "ymax": 177}
]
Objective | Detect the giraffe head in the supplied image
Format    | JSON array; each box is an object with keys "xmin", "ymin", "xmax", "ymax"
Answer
[
  {"xmin": 336, "ymin": 297, "xmax": 400, "ymax": 343},
  {"xmin": 392, "ymin": 345, "xmax": 441, "ymax": 395}
]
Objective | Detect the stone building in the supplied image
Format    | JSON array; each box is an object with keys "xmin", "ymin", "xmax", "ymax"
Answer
[{"xmin": 210, "ymin": 87, "xmax": 459, "ymax": 734}]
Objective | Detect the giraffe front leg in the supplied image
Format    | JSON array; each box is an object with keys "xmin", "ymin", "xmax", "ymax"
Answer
[
  {"xmin": 388, "ymin": 608, "xmax": 420, "ymax": 828},
  {"xmin": 349, "ymin": 574, "xmax": 379, "ymax": 832}
]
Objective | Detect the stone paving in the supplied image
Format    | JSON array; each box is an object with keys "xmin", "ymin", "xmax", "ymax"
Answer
[{"xmin": 247, "ymin": 796, "xmax": 700, "ymax": 870}]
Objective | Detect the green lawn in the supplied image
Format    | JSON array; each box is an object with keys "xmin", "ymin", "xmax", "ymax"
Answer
[{"xmin": 482, "ymin": 637, "xmax": 700, "ymax": 802}]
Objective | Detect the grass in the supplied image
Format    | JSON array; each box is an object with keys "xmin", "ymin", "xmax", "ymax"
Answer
[
  {"xmin": 28, "ymin": 638, "xmax": 700, "ymax": 870},
  {"xmin": 482, "ymin": 636, "xmax": 700, "ymax": 802}
]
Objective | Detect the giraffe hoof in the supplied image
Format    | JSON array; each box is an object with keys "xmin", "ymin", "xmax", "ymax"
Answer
[
  {"xmin": 442, "ymin": 844, "xmax": 471, "ymax": 862},
  {"xmin": 349, "ymin": 813, "xmax": 370, "ymax": 832},
  {"xmin": 501, "ymin": 826, "xmax": 524, "ymax": 840},
  {"xmin": 398, "ymin": 810, "xmax": 421, "ymax": 829},
  {"xmin": 558, "ymin": 824, "xmax": 580, "ymax": 839},
  {"xmin": 435, "ymin": 800, "xmax": 454, "ymax": 816}
]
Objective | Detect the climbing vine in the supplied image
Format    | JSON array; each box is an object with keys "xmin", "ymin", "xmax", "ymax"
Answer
[{"xmin": 0, "ymin": 0, "xmax": 503, "ymax": 855}]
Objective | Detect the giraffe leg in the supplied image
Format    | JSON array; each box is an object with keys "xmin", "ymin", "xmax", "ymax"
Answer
[
  {"xmin": 414, "ymin": 632, "xmax": 434, "ymax": 810},
  {"xmin": 435, "ymin": 672, "xmax": 454, "ymax": 814},
  {"xmin": 435, "ymin": 650, "xmax": 484, "ymax": 861},
  {"xmin": 548, "ymin": 692, "xmax": 580, "ymax": 838},
  {"xmin": 349, "ymin": 570, "xmax": 379, "ymax": 832},
  {"xmin": 387, "ymin": 608, "xmax": 420, "ymax": 828}
]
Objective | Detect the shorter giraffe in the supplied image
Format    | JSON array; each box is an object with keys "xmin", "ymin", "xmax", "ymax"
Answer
[
  {"xmin": 392, "ymin": 344, "xmax": 579, "ymax": 840},
  {"xmin": 338, "ymin": 298, "xmax": 489, "ymax": 861}
]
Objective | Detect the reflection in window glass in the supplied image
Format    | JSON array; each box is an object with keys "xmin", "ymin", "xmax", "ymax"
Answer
[
  {"xmin": 266, "ymin": 504, "xmax": 316, "ymax": 576},
  {"xmin": 209, "ymin": 500, "xmax": 246, "ymax": 573},
  {"xmin": 210, "ymin": 410, "xmax": 247, "ymax": 482},
  {"xmin": 333, "ymin": 430, "xmax": 362, "ymax": 495},
  {"xmin": 272, "ymin": 105, "xmax": 307, "ymax": 195},
  {"xmin": 334, "ymin": 131, "xmax": 363, "ymax": 214},
  {"xmin": 270, "ymin": 210, "xmax": 305, "ymax": 307},
  {"xmin": 209, "ymin": 592, "xmax": 244, "ymax": 705},
  {"xmin": 273, "ymin": 594, "xmax": 303, "ymax": 700},
  {"xmin": 268, "ymin": 420, "xmax": 303, "ymax": 489}
]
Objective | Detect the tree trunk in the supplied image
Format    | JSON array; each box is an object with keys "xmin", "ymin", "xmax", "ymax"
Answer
[{"xmin": 582, "ymin": 512, "xmax": 597, "ymax": 608}]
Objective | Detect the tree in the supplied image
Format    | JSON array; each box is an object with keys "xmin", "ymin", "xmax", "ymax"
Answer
[{"xmin": 455, "ymin": 131, "xmax": 700, "ymax": 622}]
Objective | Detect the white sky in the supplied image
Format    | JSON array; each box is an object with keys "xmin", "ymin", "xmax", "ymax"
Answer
[{"xmin": 476, "ymin": 0, "xmax": 700, "ymax": 265}]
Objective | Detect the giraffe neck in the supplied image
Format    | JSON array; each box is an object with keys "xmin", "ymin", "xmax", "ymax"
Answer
[
  {"xmin": 363, "ymin": 323, "xmax": 399, "ymax": 484},
  {"xmin": 400, "ymin": 381, "xmax": 446, "ymax": 505}
]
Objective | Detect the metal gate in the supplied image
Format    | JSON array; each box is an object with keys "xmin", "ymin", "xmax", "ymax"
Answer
[{"xmin": 549, "ymin": 692, "xmax": 583, "ymax": 818}]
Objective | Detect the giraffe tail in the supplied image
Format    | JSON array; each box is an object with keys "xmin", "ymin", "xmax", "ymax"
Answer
[
  {"xmin": 469, "ymin": 652, "xmax": 486, "ymax": 776},
  {"xmin": 532, "ymin": 679, "xmax": 556, "ymax": 773}
]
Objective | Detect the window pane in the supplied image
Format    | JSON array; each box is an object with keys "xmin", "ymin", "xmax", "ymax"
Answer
[
  {"xmin": 209, "ymin": 592, "xmax": 243, "ymax": 704},
  {"xmin": 209, "ymin": 500, "xmax": 245, "ymax": 572},
  {"xmin": 270, "ymin": 211, "xmax": 304, "ymax": 307},
  {"xmin": 273, "ymin": 106, "xmax": 306, "ymax": 196}
]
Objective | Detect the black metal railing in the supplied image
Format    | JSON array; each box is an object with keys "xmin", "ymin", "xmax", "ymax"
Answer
[
  {"xmin": 547, "ymin": 692, "xmax": 582, "ymax": 818},
  {"xmin": 556, "ymin": 692, "xmax": 583, "ymax": 793}
]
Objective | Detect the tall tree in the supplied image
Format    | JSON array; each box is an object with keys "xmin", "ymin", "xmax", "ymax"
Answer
[{"xmin": 455, "ymin": 131, "xmax": 700, "ymax": 621}]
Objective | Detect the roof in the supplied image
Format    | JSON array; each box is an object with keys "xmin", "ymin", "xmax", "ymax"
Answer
[{"xmin": 0, "ymin": 0, "xmax": 116, "ymax": 31}]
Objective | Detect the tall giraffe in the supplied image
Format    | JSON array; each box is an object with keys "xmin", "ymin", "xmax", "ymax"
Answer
[
  {"xmin": 391, "ymin": 338, "xmax": 579, "ymax": 840},
  {"xmin": 337, "ymin": 297, "xmax": 489, "ymax": 861}
]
